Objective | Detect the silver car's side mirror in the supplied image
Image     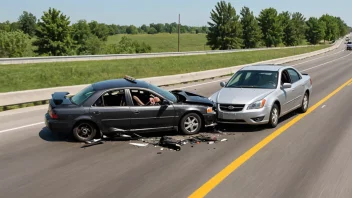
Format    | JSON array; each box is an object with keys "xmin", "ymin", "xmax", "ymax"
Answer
[
  {"xmin": 220, "ymin": 82, "xmax": 226, "ymax": 87},
  {"xmin": 282, "ymin": 83, "xmax": 292, "ymax": 89}
]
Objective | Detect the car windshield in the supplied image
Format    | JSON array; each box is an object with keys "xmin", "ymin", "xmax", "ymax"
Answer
[
  {"xmin": 148, "ymin": 84, "xmax": 178, "ymax": 103},
  {"xmin": 70, "ymin": 85, "xmax": 95, "ymax": 105},
  {"xmin": 348, "ymin": 42, "xmax": 352, "ymax": 44},
  {"xmin": 225, "ymin": 70, "xmax": 278, "ymax": 89}
]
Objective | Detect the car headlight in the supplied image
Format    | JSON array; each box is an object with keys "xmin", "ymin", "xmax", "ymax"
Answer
[
  {"xmin": 207, "ymin": 107, "xmax": 214, "ymax": 113},
  {"xmin": 247, "ymin": 99, "xmax": 266, "ymax": 110}
]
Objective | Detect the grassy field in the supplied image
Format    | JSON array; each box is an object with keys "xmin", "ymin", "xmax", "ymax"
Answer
[
  {"xmin": 0, "ymin": 45, "xmax": 328, "ymax": 93},
  {"xmin": 107, "ymin": 33, "xmax": 211, "ymax": 52},
  {"xmin": 107, "ymin": 33, "xmax": 316, "ymax": 53}
]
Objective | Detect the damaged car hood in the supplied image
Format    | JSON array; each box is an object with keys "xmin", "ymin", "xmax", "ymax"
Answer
[
  {"xmin": 171, "ymin": 90, "xmax": 214, "ymax": 106},
  {"xmin": 209, "ymin": 88, "xmax": 275, "ymax": 104}
]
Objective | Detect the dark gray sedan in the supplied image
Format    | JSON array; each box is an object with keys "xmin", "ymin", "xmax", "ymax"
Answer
[{"xmin": 45, "ymin": 76, "xmax": 217, "ymax": 142}]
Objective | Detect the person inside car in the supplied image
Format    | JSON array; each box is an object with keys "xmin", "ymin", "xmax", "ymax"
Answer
[{"xmin": 149, "ymin": 95, "xmax": 161, "ymax": 105}]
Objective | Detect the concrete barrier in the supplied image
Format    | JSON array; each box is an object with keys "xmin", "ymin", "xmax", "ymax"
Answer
[{"xmin": 0, "ymin": 37, "xmax": 344, "ymax": 107}]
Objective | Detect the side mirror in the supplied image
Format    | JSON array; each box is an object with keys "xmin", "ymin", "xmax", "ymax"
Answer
[
  {"xmin": 282, "ymin": 83, "xmax": 292, "ymax": 89},
  {"xmin": 220, "ymin": 82, "xmax": 226, "ymax": 87},
  {"xmin": 161, "ymin": 100, "xmax": 170, "ymax": 105}
]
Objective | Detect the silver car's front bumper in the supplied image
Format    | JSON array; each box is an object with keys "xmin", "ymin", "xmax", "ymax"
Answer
[{"xmin": 217, "ymin": 105, "xmax": 272, "ymax": 125}]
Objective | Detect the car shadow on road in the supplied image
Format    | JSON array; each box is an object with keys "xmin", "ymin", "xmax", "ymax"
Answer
[{"xmin": 39, "ymin": 127, "xmax": 76, "ymax": 143}]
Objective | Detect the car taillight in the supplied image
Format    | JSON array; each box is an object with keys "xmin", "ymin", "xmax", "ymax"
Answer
[
  {"xmin": 310, "ymin": 79, "xmax": 312, "ymax": 85},
  {"xmin": 50, "ymin": 111, "xmax": 59, "ymax": 119},
  {"xmin": 48, "ymin": 105, "xmax": 58, "ymax": 119}
]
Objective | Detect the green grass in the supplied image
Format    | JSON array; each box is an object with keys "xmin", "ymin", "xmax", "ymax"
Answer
[
  {"xmin": 107, "ymin": 33, "xmax": 211, "ymax": 52},
  {"xmin": 0, "ymin": 45, "xmax": 329, "ymax": 93}
]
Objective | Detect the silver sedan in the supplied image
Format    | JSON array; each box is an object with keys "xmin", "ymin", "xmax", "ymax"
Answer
[{"xmin": 209, "ymin": 65, "xmax": 312, "ymax": 128}]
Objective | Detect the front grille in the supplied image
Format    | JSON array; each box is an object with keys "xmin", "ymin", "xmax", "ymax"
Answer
[{"xmin": 219, "ymin": 104, "xmax": 245, "ymax": 112}]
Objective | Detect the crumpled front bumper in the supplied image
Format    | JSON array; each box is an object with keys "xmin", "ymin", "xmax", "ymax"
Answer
[{"xmin": 203, "ymin": 112, "xmax": 217, "ymax": 127}]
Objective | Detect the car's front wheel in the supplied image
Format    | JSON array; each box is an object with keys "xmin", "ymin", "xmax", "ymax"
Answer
[
  {"xmin": 72, "ymin": 121, "xmax": 98, "ymax": 142},
  {"xmin": 180, "ymin": 113, "xmax": 202, "ymax": 135},
  {"xmin": 268, "ymin": 104, "xmax": 279, "ymax": 128}
]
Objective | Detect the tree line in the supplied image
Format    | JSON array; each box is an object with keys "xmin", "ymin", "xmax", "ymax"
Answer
[
  {"xmin": 0, "ymin": 8, "xmax": 209, "ymax": 58},
  {"xmin": 0, "ymin": 3, "xmax": 351, "ymax": 58},
  {"xmin": 206, "ymin": 1, "xmax": 351, "ymax": 50}
]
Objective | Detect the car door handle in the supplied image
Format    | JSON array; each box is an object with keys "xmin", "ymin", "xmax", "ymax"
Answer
[
  {"xmin": 133, "ymin": 110, "xmax": 140, "ymax": 114},
  {"xmin": 93, "ymin": 111, "xmax": 100, "ymax": 115}
]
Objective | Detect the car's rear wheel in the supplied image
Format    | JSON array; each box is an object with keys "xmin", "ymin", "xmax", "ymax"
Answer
[
  {"xmin": 298, "ymin": 92, "xmax": 309, "ymax": 113},
  {"xmin": 180, "ymin": 113, "xmax": 202, "ymax": 135},
  {"xmin": 268, "ymin": 104, "xmax": 279, "ymax": 128},
  {"xmin": 72, "ymin": 122, "xmax": 97, "ymax": 142}
]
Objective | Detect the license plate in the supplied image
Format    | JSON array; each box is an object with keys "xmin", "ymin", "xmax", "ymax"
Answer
[{"xmin": 221, "ymin": 112, "xmax": 236, "ymax": 119}]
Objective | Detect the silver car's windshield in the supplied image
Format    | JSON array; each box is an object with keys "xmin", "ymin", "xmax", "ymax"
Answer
[{"xmin": 226, "ymin": 70, "xmax": 278, "ymax": 89}]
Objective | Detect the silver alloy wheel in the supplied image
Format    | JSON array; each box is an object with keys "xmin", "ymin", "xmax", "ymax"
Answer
[
  {"xmin": 271, "ymin": 108, "xmax": 279, "ymax": 125},
  {"xmin": 77, "ymin": 124, "xmax": 93, "ymax": 138},
  {"xmin": 184, "ymin": 116, "xmax": 199, "ymax": 133},
  {"xmin": 303, "ymin": 94, "xmax": 308, "ymax": 110}
]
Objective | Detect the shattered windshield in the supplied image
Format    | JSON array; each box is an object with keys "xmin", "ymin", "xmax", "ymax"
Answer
[{"xmin": 226, "ymin": 70, "xmax": 278, "ymax": 89}]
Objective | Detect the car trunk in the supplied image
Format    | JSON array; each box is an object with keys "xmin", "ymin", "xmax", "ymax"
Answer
[{"xmin": 48, "ymin": 92, "xmax": 75, "ymax": 119}]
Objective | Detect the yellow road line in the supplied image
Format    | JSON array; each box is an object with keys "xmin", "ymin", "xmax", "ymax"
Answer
[{"xmin": 189, "ymin": 77, "xmax": 352, "ymax": 198}]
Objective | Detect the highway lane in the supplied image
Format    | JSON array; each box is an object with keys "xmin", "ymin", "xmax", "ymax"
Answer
[
  {"xmin": 0, "ymin": 42, "xmax": 351, "ymax": 198},
  {"xmin": 206, "ymin": 77, "xmax": 352, "ymax": 198}
]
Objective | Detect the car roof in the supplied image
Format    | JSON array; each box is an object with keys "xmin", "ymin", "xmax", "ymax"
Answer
[
  {"xmin": 92, "ymin": 78, "xmax": 149, "ymax": 91},
  {"xmin": 240, "ymin": 64, "xmax": 285, "ymax": 71}
]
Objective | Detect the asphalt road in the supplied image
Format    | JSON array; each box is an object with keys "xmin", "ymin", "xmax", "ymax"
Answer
[{"xmin": 0, "ymin": 40, "xmax": 352, "ymax": 198}]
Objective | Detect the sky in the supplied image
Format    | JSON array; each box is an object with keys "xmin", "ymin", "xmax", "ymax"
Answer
[{"xmin": 1, "ymin": 0, "xmax": 351, "ymax": 27}]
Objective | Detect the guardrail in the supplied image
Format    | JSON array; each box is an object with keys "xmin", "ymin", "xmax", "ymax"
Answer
[
  {"xmin": 0, "ymin": 44, "xmax": 320, "ymax": 65},
  {"xmin": 0, "ymin": 37, "xmax": 344, "ymax": 107}
]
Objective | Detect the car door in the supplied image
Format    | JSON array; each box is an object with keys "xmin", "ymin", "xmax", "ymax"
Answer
[
  {"xmin": 286, "ymin": 68, "xmax": 305, "ymax": 108},
  {"xmin": 127, "ymin": 88, "xmax": 176, "ymax": 131},
  {"xmin": 279, "ymin": 69, "xmax": 296, "ymax": 114},
  {"xmin": 89, "ymin": 89, "xmax": 132, "ymax": 132}
]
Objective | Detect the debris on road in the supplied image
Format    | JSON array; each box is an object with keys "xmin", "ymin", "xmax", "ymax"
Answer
[
  {"xmin": 80, "ymin": 128, "xmax": 232, "ymax": 150},
  {"xmin": 129, "ymin": 143, "xmax": 149, "ymax": 147},
  {"xmin": 158, "ymin": 136, "xmax": 182, "ymax": 151},
  {"xmin": 81, "ymin": 139, "xmax": 104, "ymax": 148}
]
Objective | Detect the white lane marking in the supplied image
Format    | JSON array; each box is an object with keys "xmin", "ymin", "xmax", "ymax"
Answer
[
  {"xmin": 0, "ymin": 122, "xmax": 44, "ymax": 134},
  {"xmin": 291, "ymin": 50, "xmax": 344, "ymax": 66},
  {"xmin": 301, "ymin": 52, "xmax": 352, "ymax": 72},
  {"xmin": 322, "ymin": 105, "xmax": 326, "ymax": 108}
]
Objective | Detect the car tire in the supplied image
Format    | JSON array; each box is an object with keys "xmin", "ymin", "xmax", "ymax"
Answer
[
  {"xmin": 298, "ymin": 92, "xmax": 309, "ymax": 113},
  {"xmin": 268, "ymin": 104, "xmax": 279, "ymax": 128},
  {"xmin": 72, "ymin": 121, "xmax": 98, "ymax": 142},
  {"xmin": 179, "ymin": 113, "xmax": 202, "ymax": 135}
]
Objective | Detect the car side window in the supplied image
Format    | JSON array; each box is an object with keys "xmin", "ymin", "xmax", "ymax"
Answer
[
  {"xmin": 93, "ymin": 89, "xmax": 126, "ymax": 107},
  {"xmin": 281, "ymin": 70, "xmax": 291, "ymax": 85},
  {"xmin": 130, "ymin": 89, "xmax": 164, "ymax": 106},
  {"xmin": 287, "ymin": 69, "xmax": 301, "ymax": 83}
]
